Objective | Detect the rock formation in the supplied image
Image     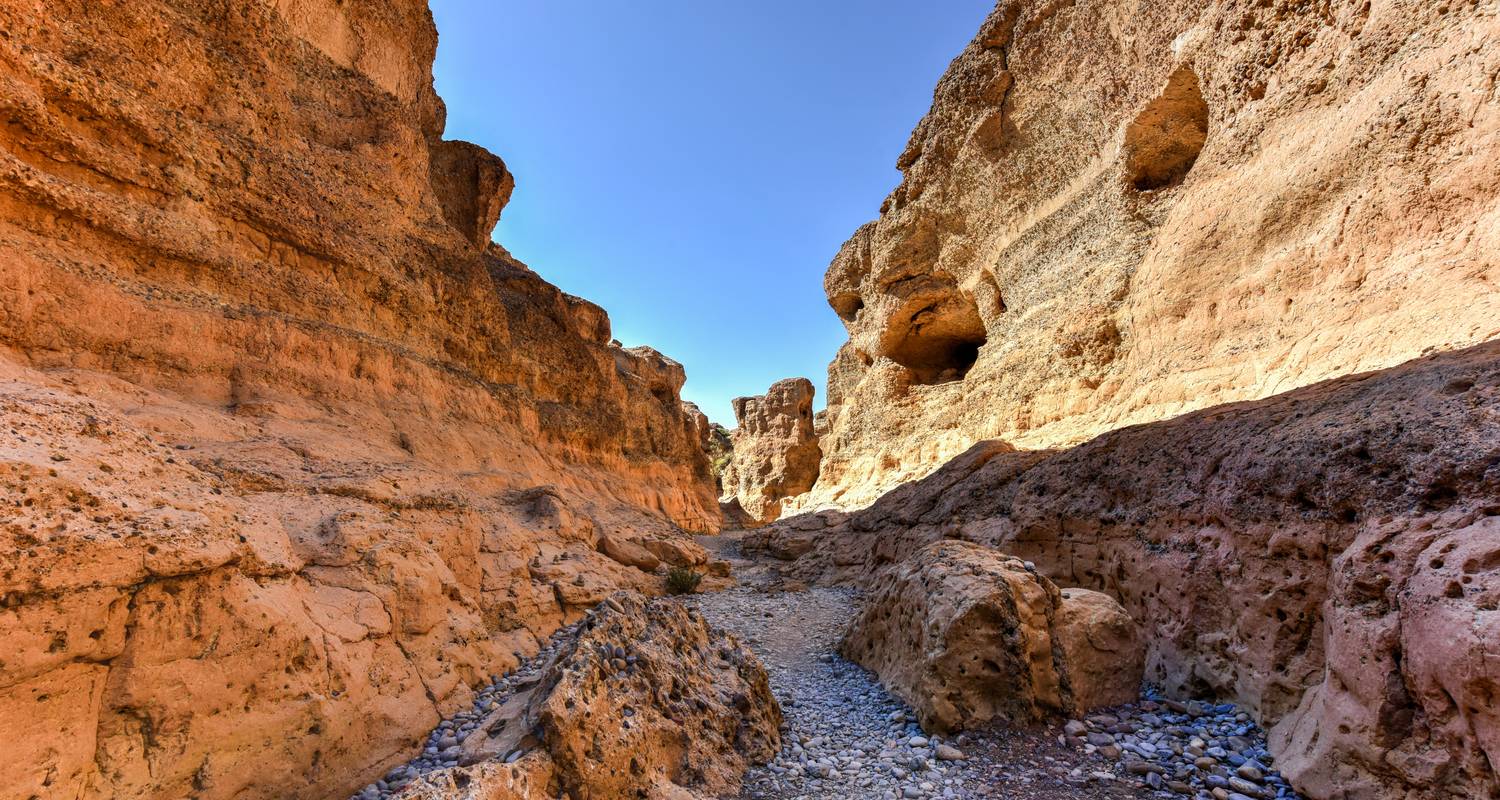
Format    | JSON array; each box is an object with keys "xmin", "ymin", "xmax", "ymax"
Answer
[
  {"xmin": 748, "ymin": 341, "xmax": 1500, "ymax": 798},
  {"xmin": 806, "ymin": 0, "xmax": 1500, "ymax": 510},
  {"xmin": 1054, "ymin": 587, "xmax": 1147, "ymax": 714},
  {"xmin": 392, "ymin": 592, "xmax": 782, "ymax": 800},
  {"xmin": 0, "ymin": 2, "xmax": 719, "ymax": 798},
  {"xmin": 840, "ymin": 540, "xmax": 1142, "ymax": 733},
  {"xmin": 719, "ymin": 378, "xmax": 822, "ymax": 524}
]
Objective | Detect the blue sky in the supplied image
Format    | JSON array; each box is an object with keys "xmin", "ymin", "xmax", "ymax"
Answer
[{"xmin": 430, "ymin": 1, "xmax": 992, "ymax": 425}]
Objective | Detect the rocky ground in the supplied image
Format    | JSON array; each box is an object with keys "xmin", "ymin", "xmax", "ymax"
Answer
[
  {"xmin": 359, "ymin": 532, "xmax": 1306, "ymax": 800},
  {"xmin": 685, "ymin": 533, "xmax": 1302, "ymax": 800},
  {"xmin": 353, "ymin": 623, "xmax": 582, "ymax": 798}
]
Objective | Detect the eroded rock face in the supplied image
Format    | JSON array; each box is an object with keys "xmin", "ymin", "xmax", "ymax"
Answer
[
  {"xmin": 840, "ymin": 540, "xmax": 1141, "ymax": 733},
  {"xmin": 396, "ymin": 592, "xmax": 782, "ymax": 800},
  {"xmin": 719, "ymin": 378, "xmax": 822, "ymax": 524},
  {"xmin": 750, "ymin": 342, "xmax": 1500, "ymax": 798},
  {"xmin": 806, "ymin": 0, "xmax": 1500, "ymax": 511},
  {"xmin": 0, "ymin": 1, "xmax": 719, "ymax": 798}
]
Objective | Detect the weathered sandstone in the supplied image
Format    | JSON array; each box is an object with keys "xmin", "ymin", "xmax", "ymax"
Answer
[
  {"xmin": 719, "ymin": 378, "xmax": 822, "ymax": 524},
  {"xmin": 1054, "ymin": 587, "xmax": 1146, "ymax": 714},
  {"xmin": 749, "ymin": 341, "xmax": 1500, "ymax": 798},
  {"xmin": 804, "ymin": 0, "xmax": 1500, "ymax": 511},
  {"xmin": 839, "ymin": 540, "xmax": 1142, "ymax": 733},
  {"xmin": 395, "ymin": 592, "xmax": 781, "ymax": 800},
  {"xmin": 0, "ymin": 1, "xmax": 718, "ymax": 798}
]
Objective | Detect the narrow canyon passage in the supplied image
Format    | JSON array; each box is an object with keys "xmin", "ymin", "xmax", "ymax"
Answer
[
  {"xmin": 2, "ymin": 1, "xmax": 1497, "ymax": 799},
  {"xmin": 687, "ymin": 533, "xmax": 1161, "ymax": 800}
]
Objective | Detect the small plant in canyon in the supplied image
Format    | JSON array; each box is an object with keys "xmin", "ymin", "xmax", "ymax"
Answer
[{"xmin": 666, "ymin": 566, "xmax": 703, "ymax": 595}]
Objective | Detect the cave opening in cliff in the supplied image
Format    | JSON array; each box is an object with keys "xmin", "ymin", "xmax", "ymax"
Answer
[
  {"xmin": 832, "ymin": 293, "xmax": 865, "ymax": 323},
  {"xmin": 886, "ymin": 291, "xmax": 988, "ymax": 385},
  {"xmin": 1123, "ymin": 66, "xmax": 1208, "ymax": 193}
]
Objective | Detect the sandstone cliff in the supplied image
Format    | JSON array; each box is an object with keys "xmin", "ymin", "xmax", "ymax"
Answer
[
  {"xmin": 719, "ymin": 377, "xmax": 822, "ymax": 524},
  {"xmin": 748, "ymin": 341, "xmax": 1500, "ymax": 798},
  {"xmin": 0, "ymin": 2, "xmax": 718, "ymax": 798},
  {"xmin": 806, "ymin": 0, "xmax": 1500, "ymax": 510}
]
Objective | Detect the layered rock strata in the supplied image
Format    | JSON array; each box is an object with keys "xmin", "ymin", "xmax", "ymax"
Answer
[
  {"xmin": 0, "ymin": 1, "xmax": 718, "ymax": 798},
  {"xmin": 392, "ymin": 592, "xmax": 782, "ymax": 800},
  {"xmin": 749, "ymin": 341, "xmax": 1500, "ymax": 798},
  {"xmin": 807, "ymin": 0, "xmax": 1500, "ymax": 510},
  {"xmin": 719, "ymin": 378, "xmax": 822, "ymax": 524},
  {"xmin": 840, "ymin": 540, "xmax": 1143, "ymax": 733}
]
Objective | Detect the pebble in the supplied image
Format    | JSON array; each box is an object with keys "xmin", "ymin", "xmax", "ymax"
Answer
[
  {"xmin": 934, "ymin": 744, "xmax": 964, "ymax": 762},
  {"xmin": 347, "ymin": 621, "xmax": 583, "ymax": 799},
  {"xmin": 1062, "ymin": 688, "xmax": 1304, "ymax": 800}
]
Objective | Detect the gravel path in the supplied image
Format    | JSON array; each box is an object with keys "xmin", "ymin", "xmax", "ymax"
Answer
[
  {"xmin": 361, "ymin": 531, "xmax": 1303, "ymax": 800},
  {"xmin": 689, "ymin": 532, "xmax": 1303, "ymax": 800},
  {"xmin": 688, "ymin": 533, "xmax": 1151, "ymax": 800}
]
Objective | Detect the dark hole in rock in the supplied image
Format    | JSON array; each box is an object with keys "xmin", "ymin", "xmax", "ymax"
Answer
[
  {"xmin": 1123, "ymin": 66, "xmax": 1209, "ymax": 193},
  {"xmin": 885, "ymin": 284, "xmax": 987, "ymax": 385},
  {"xmin": 831, "ymin": 293, "xmax": 865, "ymax": 322}
]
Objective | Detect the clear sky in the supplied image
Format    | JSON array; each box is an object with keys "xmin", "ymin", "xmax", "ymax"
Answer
[{"xmin": 430, "ymin": 1, "xmax": 993, "ymax": 425}]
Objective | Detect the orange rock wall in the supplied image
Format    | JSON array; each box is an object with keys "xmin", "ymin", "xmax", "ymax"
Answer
[{"xmin": 0, "ymin": 1, "xmax": 718, "ymax": 798}]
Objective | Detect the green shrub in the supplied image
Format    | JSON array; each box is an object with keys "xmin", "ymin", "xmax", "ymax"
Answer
[{"xmin": 666, "ymin": 566, "xmax": 703, "ymax": 595}]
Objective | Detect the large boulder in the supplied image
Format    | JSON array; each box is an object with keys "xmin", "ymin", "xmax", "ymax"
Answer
[
  {"xmin": 840, "ymin": 540, "xmax": 1142, "ymax": 732},
  {"xmin": 1054, "ymin": 588, "xmax": 1146, "ymax": 712},
  {"xmin": 597, "ymin": 532, "xmax": 662, "ymax": 573},
  {"xmin": 718, "ymin": 378, "xmax": 823, "ymax": 525},
  {"xmin": 396, "ymin": 592, "xmax": 782, "ymax": 800}
]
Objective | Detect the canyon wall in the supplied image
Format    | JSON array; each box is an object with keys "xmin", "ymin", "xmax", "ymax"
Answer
[
  {"xmin": 757, "ymin": 2, "xmax": 1500, "ymax": 796},
  {"xmin": 0, "ymin": 1, "xmax": 718, "ymax": 798},
  {"xmin": 749, "ymin": 341, "xmax": 1500, "ymax": 798},
  {"xmin": 805, "ymin": 0, "xmax": 1500, "ymax": 510}
]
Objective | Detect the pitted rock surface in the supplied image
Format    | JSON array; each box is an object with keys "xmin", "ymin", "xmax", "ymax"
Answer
[
  {"xmin": 748, "ymin": 342, "xmax": 1500, "ymax": 798},
  {"xmin": 385, "ymin": 591, "xmax": 781, "ymax": 800},
  {"xmin": 841, "ymin": 541, "xmax": 1143, "ymax": 732}
]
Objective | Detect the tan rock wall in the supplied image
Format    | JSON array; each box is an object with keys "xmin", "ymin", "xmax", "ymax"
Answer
[
  {"xmin": 805, "ymin": 0, "xmax": 1500, "ymax": 511},
  {"xmin": 0, "ymin": 1, "xmax": 719, "ymax": 798}
]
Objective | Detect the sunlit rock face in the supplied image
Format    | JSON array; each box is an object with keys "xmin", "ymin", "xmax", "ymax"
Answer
[
  {"xmin": 0, "ymin": 1, "xmax": 718, "ymax": 798},
  {"xmin": 804, "ymin": 0, "xmax": 1500, "ymax": 512},
  {"xmin": 719, "ymin": 378, "xmax": 823, "ymax": 525}
]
